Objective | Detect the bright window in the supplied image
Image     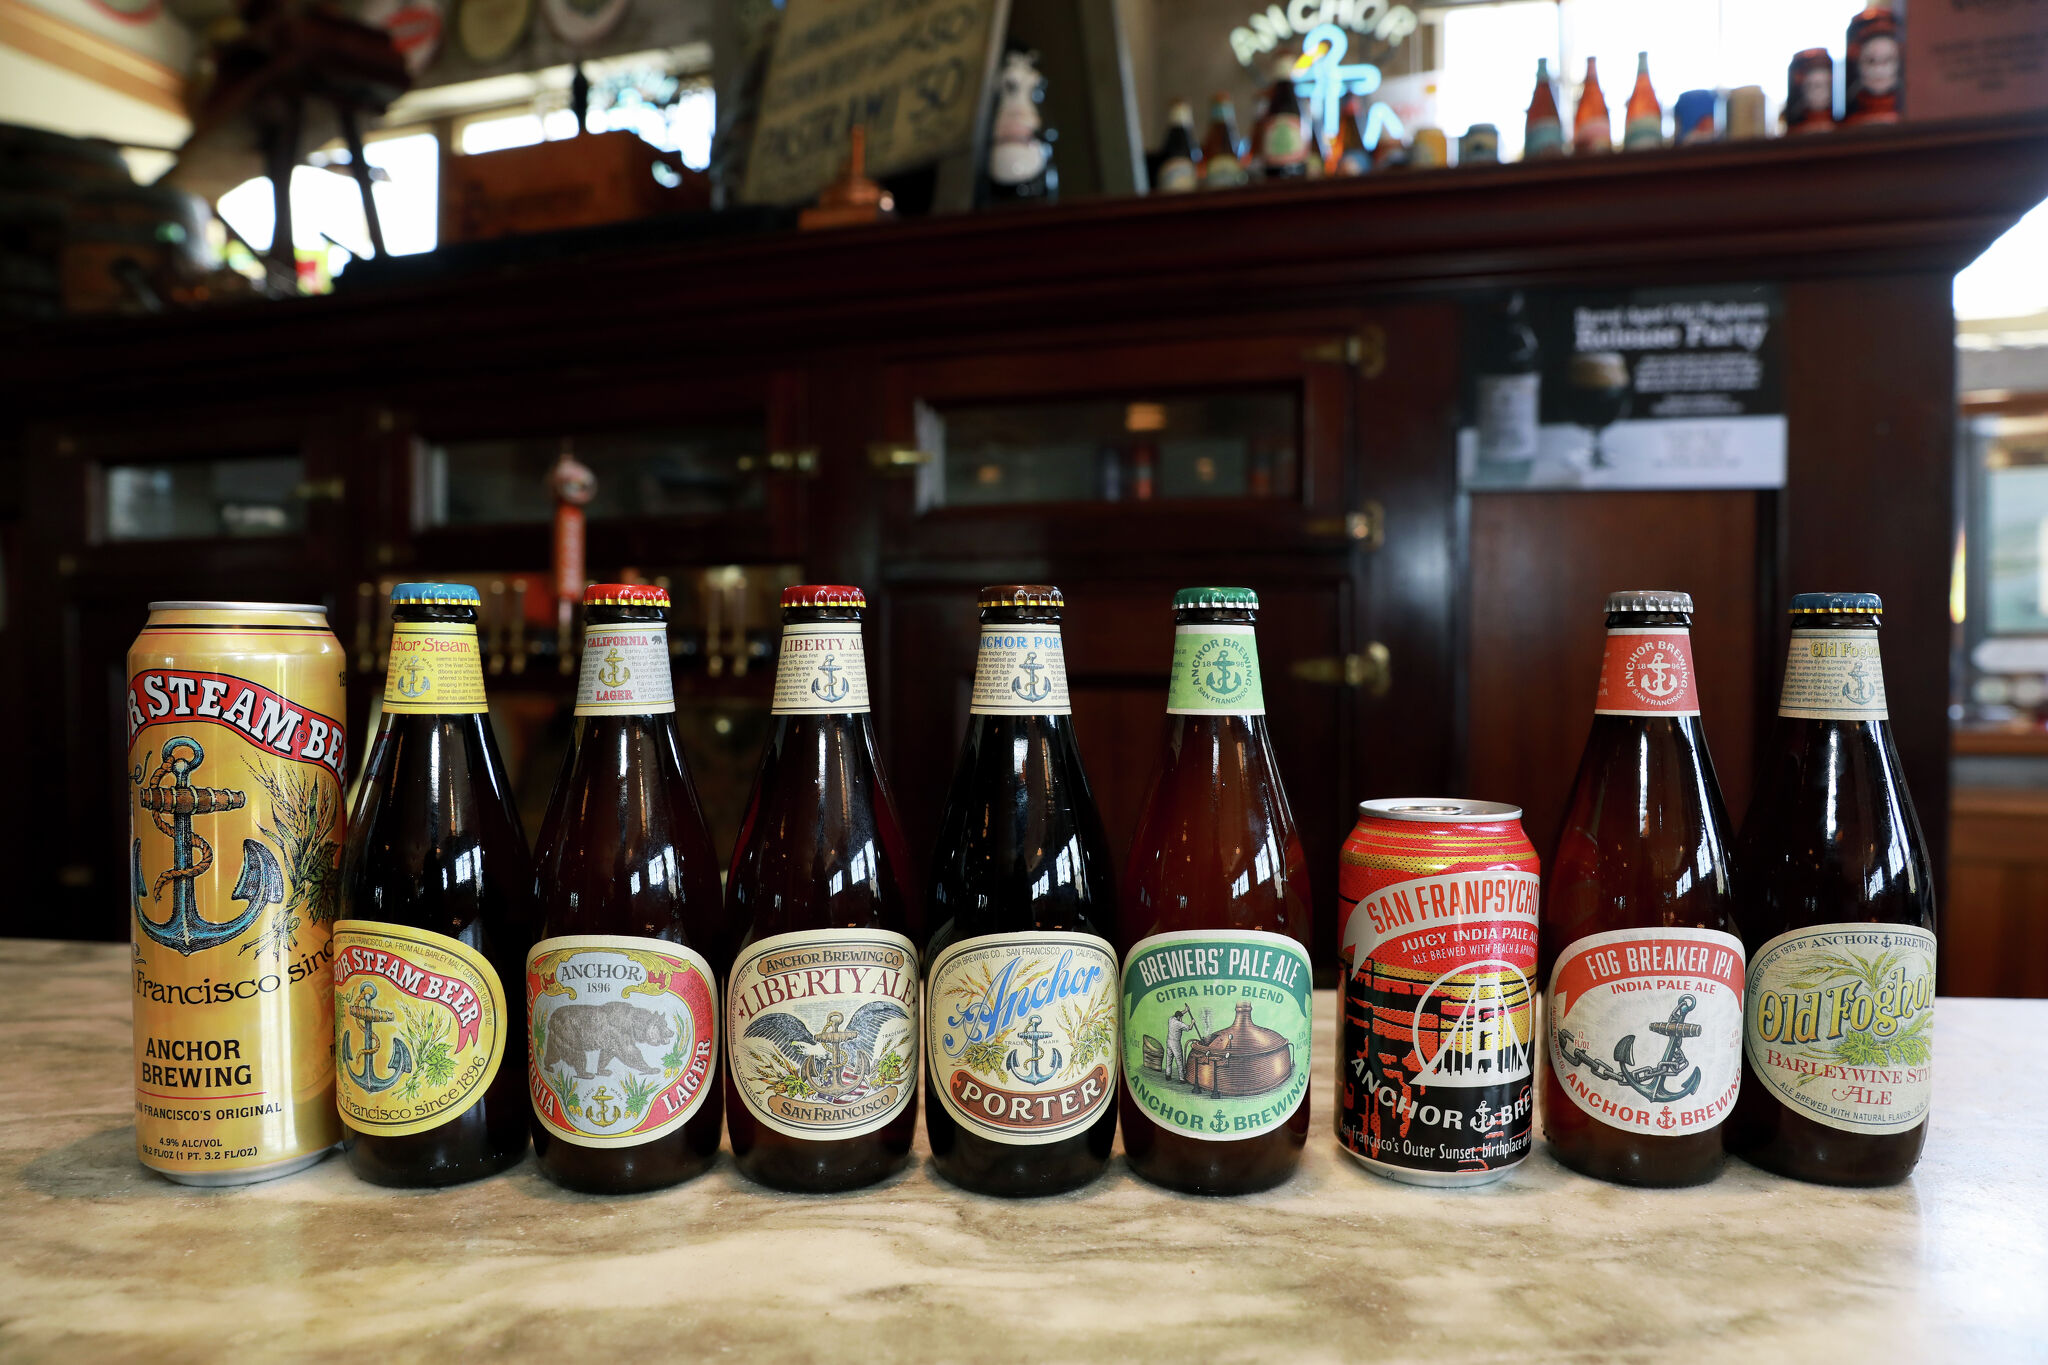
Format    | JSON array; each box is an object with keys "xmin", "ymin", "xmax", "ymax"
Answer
[{"xmin": 216, "ymin": 131, "xmax": 440, "ymax": 273}]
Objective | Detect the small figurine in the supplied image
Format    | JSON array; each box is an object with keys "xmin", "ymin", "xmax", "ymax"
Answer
[
  {"xmin": 799, "ymin": 125, "xmax": 896, "ymax": 230},
  {"xmin": 1784, "ymin": 49, "xmax": 1836, "ymax": 134},
  {"xmin": 985, "ymin": 45, "xmax": 1057, "ymax": 205}
]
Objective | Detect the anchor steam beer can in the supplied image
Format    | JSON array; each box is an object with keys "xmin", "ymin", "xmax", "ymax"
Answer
[
  {"xmin": 127, "ymin": 602, "xmax": 348, "ymax": 1184},
  {"xmin": 1337, "ymin": 799, "xmax": 1539, "ymax": 1186}
]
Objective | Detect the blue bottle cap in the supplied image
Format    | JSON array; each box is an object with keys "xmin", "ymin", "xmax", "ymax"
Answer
[
  {"xmin": 389, "ymin": 581, "xmax": 482, "ymax": 606},
  {"xmin": 1789, "ymin": 592, "xmax": 1882, "ymax": 615}
]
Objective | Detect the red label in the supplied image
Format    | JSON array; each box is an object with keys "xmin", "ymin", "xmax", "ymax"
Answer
[
  {"xmin": 126, "ymin": 668, "xmax": 347, "ymax": 779},
  {"xmin": 1594, "ymin": 628, "xmax": 1700, "ymax": 716},
  {"xmin": 334, "ymin": 942, "xmax": 488, "ymax": 1053}
]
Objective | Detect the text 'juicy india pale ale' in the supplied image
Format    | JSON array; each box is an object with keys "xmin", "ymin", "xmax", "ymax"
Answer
[
  {"xmin": 1729, "ymin": 593, "xmax": 1935, "ymax": 1185},
  {"xmin": 335, "ymin": 583, "xmax": 535, "ymax": 1186},
  {"xmin": 1543, "ymin": 590, "xmax": 1744, "ymax": 1187},
  {"xmin": 528, "ymin": 584, "xmax": 727, "ymax": 1194},
  {"xmin": 1121, "ymin": 588, "xmax": 1313, "ymax": 1195},
  {"xmin": 725, "ymin": 586, "xmax": 920, "ymax": 1192},
  {"xmin": 127, "ymin": 601, "xmax": 348, "ymax": 1183},
  {"xmin": 925, "ymin": 586, "xmax": 1119, "ymax": 1197}
]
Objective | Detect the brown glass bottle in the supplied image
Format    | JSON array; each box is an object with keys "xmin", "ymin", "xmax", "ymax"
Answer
[
  {"xmin": 336, "ymin": 582, "xmax": 534, "ymax": 1187},
  {"xmin": 528, "ymin": 584, "xmax": 728, "ymax": 1194},
  {"xmin": 1120, "ymin": 588, "xmax": 1313, "ymax": 1196},
  {"xmin": 1199, "ymin": 92, "xmax": 1249, "ymax": 188},
  {"xmin": 1728, "ymin": 593, "xmax": 1934, "ymax": 1185},
  {"xmin": 724, "ymin": 585, "xmax": 920, "ymax": 1192},
  {"xmin": 925, "ymin": 587, "xmax": 1118, "ymax": 1197},
  {"xmin": 1541, "ymin": 590, "xmax": 1744, "ymax": 1187}
]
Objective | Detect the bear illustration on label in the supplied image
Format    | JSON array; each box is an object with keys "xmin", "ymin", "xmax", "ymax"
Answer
[{"xmin": 544, "ymin": 1000, "xmax": 674, "ymax": 1080}]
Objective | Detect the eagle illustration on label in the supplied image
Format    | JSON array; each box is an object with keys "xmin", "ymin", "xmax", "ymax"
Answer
[{"xmin": 332, "ymin": 920, "xmax": 507, "ymax": 1137}]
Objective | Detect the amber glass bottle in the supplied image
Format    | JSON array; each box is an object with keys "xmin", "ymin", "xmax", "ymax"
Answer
[
  {"xmin": 1120, "ymin": 588, "xmax": 1313, "ymax": 1195},
  {"xmin": 1254, "ymin": 69, "xmax": 1311, "ymax": 180},
  {"xmin": 925, "ymin": 586, "xmax": 1118, "ymax": 1197},
  {"xmin": 1622, "ymin": 51, "xmax": 1664, "ymax": 149},
  {"xmin": 335, "ymin": 582, "xmax": 534, "ymax": 1187},
  {"xmin": 1525, "ymin": 58, "xmax": 1565, "ymax": 159},
  {"xmin": 1326, "ymin": 94, "xmax": 1373, "ymax": 176},
  {"xmin": 1199, "ymin": 92, "xmax": 1248, "ymax": 188},
  {"xmin": 1541, "ymin": 590, "xmax": 1744, "ymax": 1187},
  {"xmin": 1573, "ymin": 56, "xmax": 1612, "ymax": 153},
  {"xmin": 724, "ymin": 585, "xmax": 920, "ymax": 1192},
  {"xmin": 1728, "ymin": 593, "xmax": 1934, "ymax": 1185},
  {"xmin": 528, "ymin": 584, "xmax": 726, "ymax": 1194}
]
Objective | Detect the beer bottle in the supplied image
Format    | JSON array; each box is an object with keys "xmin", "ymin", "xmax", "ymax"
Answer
[
  {"xmin": 1121, "ymin": 588, "xmax": 1313, "ymax": 1195},
  {"xmin": 925, "ymin": 587, "xmax": 1118, "ymax": 1196},
  {"xmin": 1253, "ymin": 68, "xmax": 1312, "ymax": 181},
  {"xmin": 335, "ymin": 582, "xmax": 535, "ymax": 1187},
  {"xmin": 528, "ymin": 584, "xmax": 726, "ymax": 1194},
  {"xmin": 1542, "ymin": 590, "xmax": 1744, "ymax": 1187},
  {"xmin": 724, "ymin": 585, "xmax": 920, "ymax": 1192},
  {"xmin": 1622, "ymin": 52, "xmax": 1664, "ymax": 150},
  {"xmin": 1573, "ymin": 57, "xmax": 1612, "ymax": 154},
  {"xmin": 1728, "ymin": 593, "xmax": 1934, "ymax": 1185},
  {"xmin": 1154, "ymin": 99, "xmax": 1202, "ymax": 193},
  {"xmin": 1199, "ymin": 92, "xmax": 1249, "ymax": 189},
  {"xmin": 1326, "ymin": 94, "xmax": 1373, "ymax": 176},
  {"xmin": 1525, "ymin": 58, "xmax": 1566, "ymax": 160}
]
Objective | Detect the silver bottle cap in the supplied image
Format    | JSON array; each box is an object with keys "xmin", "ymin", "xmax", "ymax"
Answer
[{"xmin": 1604, "ymin": 589, "xmax": 1694, "ymax": 615}]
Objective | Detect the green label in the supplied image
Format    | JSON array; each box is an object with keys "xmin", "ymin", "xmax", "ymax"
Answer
[
  {"xmin": 1166, "ymin": 625, "xmax": 1265, "ymax": 715},
  {"xmin": 1120, "ymin": 929, "xmax": 1311, "ymax": 1141}
]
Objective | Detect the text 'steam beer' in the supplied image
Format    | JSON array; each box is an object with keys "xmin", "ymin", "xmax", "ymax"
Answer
[{"xmin": 125, "ymin": 582, "xmax": 1934, "ymax": 1195}]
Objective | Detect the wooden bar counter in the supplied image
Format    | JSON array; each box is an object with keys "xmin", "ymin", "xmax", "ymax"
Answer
[{"xmin": 3, "ymin": 939, "xmax": 2040, "ymax": 1361}]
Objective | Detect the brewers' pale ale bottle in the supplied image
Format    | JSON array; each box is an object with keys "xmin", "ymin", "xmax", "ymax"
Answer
[
  {"xmin": 1542, "ymin": 590, "xmax": 1744, "ymax": 1187},
  {"xmin": 925, "ymin": 586, "xmax": 1118, "ymax": 1196},
  {"xmin": 725, "ymin": 585, "xmax": 920, "ymax": 1192},
  {"xmin": 1729, "ymin": 593, "xmax": 1934, "ymax": 1185},
  {"xmin": 336, "ymin": 582, "xmax": 534, "ymax": 1186},
  {"xmin": 528, "ymin": 584, "xmax": 726, "ymax": 1194},
  {"xmin": 1121, "ymin": 587, "xmax": 1313, "ymax": 1195}
]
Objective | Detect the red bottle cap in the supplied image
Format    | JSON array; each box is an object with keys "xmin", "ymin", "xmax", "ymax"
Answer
[
  {"xmin": 583, "ymin": 583, "xmax": 670, "ymax": 607},
  {"xmin": 781, "ymin": 584, "xmax": 867, "ymax": 610}
]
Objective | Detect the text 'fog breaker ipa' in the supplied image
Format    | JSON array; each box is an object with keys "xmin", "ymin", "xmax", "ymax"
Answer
[
  {"xmin": 1121, "ymin": 588, "xmax": 1313, "ymax": 1195},
  {"xmin": 1542, "ymin": 590, "xmax": 1744, "ymax": 1187},
  {"xmin": 925, "ymin": 586, "xmax": 1118, "ymax": 1197},
  {"xmin": 335, "ymin": 583, "xmax": 535, "ymax": 1187},
  {"xmin": 1729, "ymin": 593, "xmax": 1934, "ymax": 1186},
  {"xmin": 127, "ymin": 601, "xmax": 348, "ymax": 1184},
  {"xmin": 725, "ymin": 586, "xmax": 920, "ymax": 1192},
  {"xmin": 528, "ymin": 584, "xmax": 727, "ymax": 1194}
]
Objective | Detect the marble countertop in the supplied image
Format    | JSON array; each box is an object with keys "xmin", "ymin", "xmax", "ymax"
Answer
[{"xmin": 5, "ymin": 939, "xmax": 2042, "ymax": 1363}]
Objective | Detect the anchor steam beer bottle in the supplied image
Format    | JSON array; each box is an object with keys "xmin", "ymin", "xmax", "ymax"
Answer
[
  {"xmin": 1728, "ymin": 593, "xmax": 1935, "ymax": 1185},
  {"xmin": 1120, "ymin": 588, "xmax": 1313, "ymax": 1195},
  {"xmin": 924, "ymin": 586, "xmax": 1119, "ymax": 1196},
  {"xmin": 335, "ymin": 582, "xmax": 535, "ymax": 1186},
  {"xmin": 725, "ymin": 586, "xmax": 920, "ymax": 1192},
  {"xmin": 127, "ymin": 601, "xmax": 348, "ymax": 1184},
  {"xmin": 528, "ymin": 584, "xmax": 726, "ymax": 1194},
  {"xmin": 1542, "ymin": 590, "xmax": 1744, "ymax": 1186}
]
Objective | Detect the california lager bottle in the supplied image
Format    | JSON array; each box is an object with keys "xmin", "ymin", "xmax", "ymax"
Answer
[
  {"xmin": 1728, "ymin": 593, "xmax": 1934, "ymax": 1185},
  {"xmin": 1121, "ymin": 587, "xmax": 1313, "ymax": 1195},
  {"xmin": 528, "ymin": 584, "xmax": 726, "ymax": 1193},
  {"xmin": 335, "ymin": 582, "xmax": 535, "ymax": 1186},
  {"xmin": 925, "ymin": 586, "xmax": 1118, "ymax": 1197}
]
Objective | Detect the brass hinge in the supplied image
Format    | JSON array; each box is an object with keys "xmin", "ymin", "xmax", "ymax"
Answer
[
  {"xmin": 739, "ymin": 448, "xmax": 819, "ymax": 475},
  {"xmin": 867, "ymin": 443, "xmax": 935, "ymax": 473},
  {"xmin": 1288, "ymin": 642, "xmax": 1391, "ymax": 696},
  {"xmin": 1305, "ymin": 500, "xmax": 1385, "ymax": 550},
  {"xmin": 292, "ymin": 477, "xmax": 346, "ymax": 502},
  {"xmin": 1302, "ymin": 324, "xmax": 1388, "ymax": 379}
]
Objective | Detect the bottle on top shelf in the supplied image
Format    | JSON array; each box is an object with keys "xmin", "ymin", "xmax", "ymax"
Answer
[
  {"xmin": 1573, "ymin": 57, "xmax": 1613, "ymax": 154},
  {"xmin": 1526, "ymin": 58, "xmax": 1566, "ymax": 160},
  {"xmin": 1200, "ymin": 93, "xmax": 1249, "ymax": 189},
  {"xmin": 1622, "ymin": 52, "xmax": 1663, "ymax": 150}
]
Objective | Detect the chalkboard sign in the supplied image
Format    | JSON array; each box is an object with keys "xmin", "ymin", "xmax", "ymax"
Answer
[{"xmin": 741, "ymin": 0, "xmax": 1010, "ymax": 209}]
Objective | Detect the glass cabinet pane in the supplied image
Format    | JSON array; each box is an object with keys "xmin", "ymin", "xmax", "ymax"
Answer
[
  {"xmin": 102, "ymin": 456, "xmax": 305, "ymax": 541},
  {"xmin": 420, "ymin": 426, "xmax": 766, "ymax": 526}
]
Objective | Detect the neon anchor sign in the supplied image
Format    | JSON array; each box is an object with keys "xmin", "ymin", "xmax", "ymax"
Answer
[{"xmin": 1290, "ymin": 23, "xmax": 1406, "ymax": 152}]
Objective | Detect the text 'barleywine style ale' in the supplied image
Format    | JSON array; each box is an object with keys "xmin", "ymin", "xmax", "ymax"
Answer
[
  {"xmin": 1121, "ymin": 588, "xmax": 1313, "ymax": 1195},
  {"xmin": 1542, "ymin": 590, "xmax": 1744, "ymax": 1187},
  {"xmin": 1728, "ymin": 593, "xmax": 1934, "ymax": 1185},
  {"xmin": 925, "ymin": 586, "xmax": 1118, "ymax": 1196},
  {"xmin": 528, "ymin": 584, "xmax": 726, "ymax": 1194},
  {"xmin": 335, "ymin": 582, "xmax": 534, "ymax": 1186},
  {"xmin": 725, "ymin": 585, "xmax": 920, "ymax": 1192}
]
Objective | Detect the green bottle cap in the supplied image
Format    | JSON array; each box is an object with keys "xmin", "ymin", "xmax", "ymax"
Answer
[{"xmin": 1173, "ymin": 586, "xmax": 1260, "ymax": 611}]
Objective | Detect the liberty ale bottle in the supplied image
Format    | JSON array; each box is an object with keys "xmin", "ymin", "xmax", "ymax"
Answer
[
  {"xmin": 335, "ymin": 583, "xmax": 535, "ymax": 1186},
  {"xmin": 528, "ymin": 584, "xmax": 726, "ymax": 1193},
  {"xmin": 1542, "ymin": 591, "xmax": 1744, "ymax": 1186},
  {"xmin": 1729, "ymin": 593, "xmax": 1934, "ymax": 1185},
  {"xmin": 725, "ymin": 586, "xmax": 920, "ymax": 1191},
  {"xmin": 925, "ymin": 586, "xmax": 1118, "ymax": 1196},
  {"xmin": 1121, "ymin": 588, "xmax": 1313, "ymax": 1195}
]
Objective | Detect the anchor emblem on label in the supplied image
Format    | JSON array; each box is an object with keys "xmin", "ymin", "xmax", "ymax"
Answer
[
  {"xmin": 132, "ymin": 736, "xmax": 277, "ymax": 956},
  {"xmin": 1556, "ymin": 993, "xmax": 1703, "ymax": 1105},
  {"xmin": 1006, "ymin": 1013, "xmax": 1063, "ymax": 1085},
  {"xmin": 596, "ymin": 647, "xmax": 632, "ymax": 688},
  {"xmin": 1010, "ymin": 652, "xmax": 1053, "ymax": 703},
  {"xmin": 585, "ymin": 1086, "xmax": 623, "ymax": 1126},
  {"xmin": 1205, "ymin": 650, "xmax": 1242, "ymax": 696},
  {"xmin": 340, "ymin": 981, "xmax": 414, "ymax": 1093},
  {"xmin": 1842, "ymin": 659, "xmax": 1876, "ymax": 706},
  {"xmin": 394, "ymin": 654, "xmax": 432, "ymax": 698},
  {"xmin": 810, "ymin": 655, "xmax": 851, "ymax": 704},
  {"xmin": 1636, "ymin": 651, "xmax": 1682, "ymax": 701}
]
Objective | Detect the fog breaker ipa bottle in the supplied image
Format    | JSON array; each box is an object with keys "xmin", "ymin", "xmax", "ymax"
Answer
[
  {"xmin": 335, "ymin": 582, "xmax": 535, "ymax": 1187},
  {"xmin": 1542, "ymin": 590, "xmax": 1744, "ymax": 1187},
  {"xmin": 528, "ymin": 584, "xmax": 726, "ymax": 1194},
  {"xmin": 1121, "ymin": 587, "xmax": 1313, "ymax": 1196},
  {"xmin": 724, "ymin": 585, "xmax": 920, "ymax": 1193},
  {"xmin": 1729, "ymin": 593, "xmax": 1935, "ymax": 1186},
  {"xmin": 127, "ymin": 601, "xmax": 348, "ymax": 1184},
  {"xmin": 925, "ymin": 586, "xmax": 1119, "ymax": 1197}
]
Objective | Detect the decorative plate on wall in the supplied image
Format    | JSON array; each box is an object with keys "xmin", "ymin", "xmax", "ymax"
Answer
[
  {"xmin": 542, "ymin": 0, "xmax": 629, "ymax": 48},
  {"xmin": 362, "ymin": 0, "xmax": 447, "ymax": 77},
  {"xmin": 457, "ymin": 0, "xmax": 533, "ymax": 65}
]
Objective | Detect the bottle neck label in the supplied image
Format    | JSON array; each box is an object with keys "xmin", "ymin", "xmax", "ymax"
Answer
[
  {"xmin": 771, "ymin": 622, "xmax": 871, "ymax": 716},
  {"xmin": 1167, "ymin": 624, "xmax": 1266, "ymax": 715},
  {"xmin": 1779, "ymin": 628, "xmax": 1887, "ymax": 721},
  {"xmin": 332, "ymin": 920, "xmax": 508, "ymax": 1137},
  {"xmin": 525, "ymin": 935, "xmax": 718, "ymax": 1147},
  {"xmin": 382, "ymin": 621, "xmax": 489, "ymax": 714},
  {"xmin": 574, "ymin": 623, "xmax": 675, "ymax": 716},
  {"xmin": 971, "ymin": 625, "xmax": 1071, "ymax": 716},
  {"xmin": 1547, "ymin": 926, "xmax": 1745, "ymax": 1138},
  {"xmin": 927, "ymin": 931, "xmax": 1118, "ymax": 1145},
  {"xmin": 1594, "ymin": 626, "xmax": 1700, "ymax": 716}
]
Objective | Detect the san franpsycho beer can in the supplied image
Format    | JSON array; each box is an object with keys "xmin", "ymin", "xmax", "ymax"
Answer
[
  {"xmin": 127, "ymin": 601, "xmax": 348, "ymax": 1184},
  {"xmin": 1337, "ymin": 798, "xmax": 1539, "ymax": 1186}
]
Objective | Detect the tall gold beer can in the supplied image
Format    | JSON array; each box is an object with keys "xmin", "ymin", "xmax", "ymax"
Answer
[{"xmin": 126, "ymin": 601, "xmax": 348, "ymax": 1184}]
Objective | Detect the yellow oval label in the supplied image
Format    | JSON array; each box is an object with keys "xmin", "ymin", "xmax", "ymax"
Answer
[{"xmin": 332, "ymin": 920, "xmax": 507, "ymax": 1136}]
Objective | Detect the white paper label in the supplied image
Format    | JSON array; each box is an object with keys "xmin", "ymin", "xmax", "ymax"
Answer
[
  {"xmin": 574, "ymin": 625, "xmax": 675, "ymax": 715},
  {"xmin": 1779, "ymin": 628, "xmax": 1888, "ymax": 721},
  {"xmin": 970, "ymin": 626, "xmax": 1071, "ymax": 716},
  {"xmin": 771, "ymin": 622, "xmax": 871, "ymax": 715}
]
